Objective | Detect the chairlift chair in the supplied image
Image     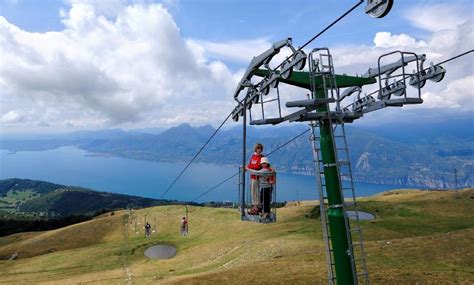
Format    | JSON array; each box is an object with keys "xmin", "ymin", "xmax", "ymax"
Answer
[{"xmin": 238, "ymin": 167, "xmax": 277, "ymax": 224}]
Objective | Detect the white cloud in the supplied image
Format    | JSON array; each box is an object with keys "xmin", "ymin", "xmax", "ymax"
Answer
[
  {"xmin": 187, "ymin": 38, "xmax": 272, "ymax": 64},
  {"xmin": 373, "ymin": 32, "xmax": 427, "ymax": 48},
  {"xmin": 0, "ymin": 1, "xmax": 472, "ymax": 132},
  {"xmin": 0, "ymin": 2, "xmax": 240, "ymax": 130},
  {"xmin": 422, "ymin": 75, "xmax": 474, "ymax": 110},
  {"xmin": 405, "ymin": 4, "xmax": 470, "ymax": 32},
  {"xmin": 0, "ymin": 110, "xmax": 23, "ymax": 124}
]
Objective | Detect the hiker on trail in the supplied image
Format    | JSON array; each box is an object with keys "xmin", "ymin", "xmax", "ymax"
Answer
[
  {"xmin": 180, "ymin": 217, "xmax": 188, "ymax": 236},
  {"xmin": 258, "ymin": 157, "xmax": 276, "ymax": 218},
  {"xmin": 145, "ymin": 222, "xmax": 151, "ymax": 238},
  {"xmin": 246, "ymin": 143, "xmax": 265, "ymax": 214}
]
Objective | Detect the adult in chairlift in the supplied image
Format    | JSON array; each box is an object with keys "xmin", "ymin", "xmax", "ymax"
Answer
[{"xmin": 246, "ymin": 143, "xmax": 265, "ymax": 215}]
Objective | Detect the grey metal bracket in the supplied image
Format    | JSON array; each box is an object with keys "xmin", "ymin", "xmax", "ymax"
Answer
[
  {"xmin": 286, "ymin": 98, "xmax": 336, "ymax": 108},
  {"xmin": 233, "ymin": 38, "xmax": 292, "ymax": 100},
  {"xmin": 384, "ymin": 97, "xmax": 423, "ymax": 106}
]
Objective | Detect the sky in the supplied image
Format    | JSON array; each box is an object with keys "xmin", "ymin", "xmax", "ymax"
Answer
[{"xmin": 0, "ymin": 0, "xmax": 472, "ymax": 133}]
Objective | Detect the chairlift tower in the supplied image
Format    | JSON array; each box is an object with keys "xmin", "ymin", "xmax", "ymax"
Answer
[
  {"xmin": 228, "ymin": 8, "xmax": 462, "ymax": 284},
  {"xmin": 229, "ymin": 1, "xmax": 473, "ymax": 283}
]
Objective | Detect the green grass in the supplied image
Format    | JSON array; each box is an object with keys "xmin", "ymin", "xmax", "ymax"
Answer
[
  {"xmin": 0, "ymin": 189, "xmax": 473, "ymax": 284},
  {"xmin": 0, "ymin": 190, "xmax": 39, "ymax": 213}
]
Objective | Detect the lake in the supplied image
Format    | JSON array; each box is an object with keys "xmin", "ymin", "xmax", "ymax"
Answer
[{"xmin": 0, "ymin": 147, "xmax": 401, "ymax": 202}]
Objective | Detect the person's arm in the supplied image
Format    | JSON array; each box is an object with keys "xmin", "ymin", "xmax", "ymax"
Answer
[{"xmin": 269, "ymin": 168, "xmax": 276, "ymax": 184}]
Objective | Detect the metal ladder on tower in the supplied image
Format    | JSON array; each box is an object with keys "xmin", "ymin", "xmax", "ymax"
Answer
[
  {"xmin": 309, "ymin": 48, "xmax": 369, "ymax": 284},
  {"xmin": 309, "ymin": 121, "xmax": 336, "ymax": 284},
  {"xmin": 333, "ymin": 122, "xmax": 370, "ymax": 285}
]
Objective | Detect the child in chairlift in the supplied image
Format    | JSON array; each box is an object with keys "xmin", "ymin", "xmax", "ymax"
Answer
[{"xmin": 258, "ymin": 157, "xmax": 276, "ymax": 218}]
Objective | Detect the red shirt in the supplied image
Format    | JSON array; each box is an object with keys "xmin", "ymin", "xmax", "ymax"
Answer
[{"xmin": 247, "ymin": 153, "xmax": 263, "ymax": 179}]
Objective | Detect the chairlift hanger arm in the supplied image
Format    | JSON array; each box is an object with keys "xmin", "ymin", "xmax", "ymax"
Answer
[{"xmin": 233, "ymin": 38, "xmax": 293, "ymax": 99}]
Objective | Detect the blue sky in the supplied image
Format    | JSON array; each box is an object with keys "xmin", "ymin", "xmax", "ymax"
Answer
[
  {"xmin": 2, "ymin": 1, "xmax": 468, "ymax": 43},
  {"xmin": 0, "ymin": 0, "xmax": 448, "ymax": 47},
  {"xmin": 0, "ymin": 0, "xmax": 472, "ymax": 132}
]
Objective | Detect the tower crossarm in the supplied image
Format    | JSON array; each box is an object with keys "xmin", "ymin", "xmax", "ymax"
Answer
[{"xmin": 253, "ymin": 69, "xmax": 376, "ymax": 90}]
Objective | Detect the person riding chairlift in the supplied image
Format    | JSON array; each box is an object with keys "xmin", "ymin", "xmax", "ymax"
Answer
[
  {"xmin": 246, "ymin": 143, "xmax": 265, "ymax": 214},
  {"xmin": 258, "ymin": 157, "xmax": 276, "ymax": 218}
]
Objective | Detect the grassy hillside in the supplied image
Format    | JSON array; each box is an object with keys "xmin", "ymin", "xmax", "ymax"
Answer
[
  {"xmin": 0, "ymin": 189, "xmax": 473, "ymax": 284},
  {"xmin": 0, "ymin": 178, "xmax": 173, "ymax": 218}
]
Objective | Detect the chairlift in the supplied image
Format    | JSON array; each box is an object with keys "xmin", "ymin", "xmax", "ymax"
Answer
[{"xmin": 238, "ymin": 167, "xmax": 277, "ymax": 224}]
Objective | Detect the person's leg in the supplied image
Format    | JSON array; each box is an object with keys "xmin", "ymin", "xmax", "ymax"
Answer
[
  {"xmin": 250, "ymin": 179, "xmax": 260, "ymax": 206},
  {"xmin": 263, "ymin": 187, "xmax": 271, "ymax": 214}
]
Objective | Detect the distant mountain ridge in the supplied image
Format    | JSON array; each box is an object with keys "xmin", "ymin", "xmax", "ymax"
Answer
[{"xmin": 0, "ymin": 118, "xmax": 473, "ymax": 188}]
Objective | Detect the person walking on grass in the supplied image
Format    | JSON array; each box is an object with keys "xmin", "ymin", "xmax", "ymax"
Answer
[
  {"xmin": 180, "ymin": 217, "xmax": 188, "ymax": 236},
  {"xmin": 145, "ymin": 222, "xmax": 151, "ymax": 238},
  {"xmin": 246, "ymin": 143, "xmax": 265, "ymax": 215}
]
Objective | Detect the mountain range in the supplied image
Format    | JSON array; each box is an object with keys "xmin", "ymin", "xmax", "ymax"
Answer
[{"xmin": 1, "ymin": 118, "xmax": 473, "ymax": 188}]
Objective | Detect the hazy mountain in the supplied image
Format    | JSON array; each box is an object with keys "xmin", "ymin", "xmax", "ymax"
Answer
[{"xmin": 0, "ymin": 119, "xmax": 472, "ymax": 188}]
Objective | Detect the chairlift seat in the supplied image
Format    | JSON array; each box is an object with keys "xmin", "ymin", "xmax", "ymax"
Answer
[{"xmin": 242, "ymin": 211, "xmax": 277, "ymax": 224}]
